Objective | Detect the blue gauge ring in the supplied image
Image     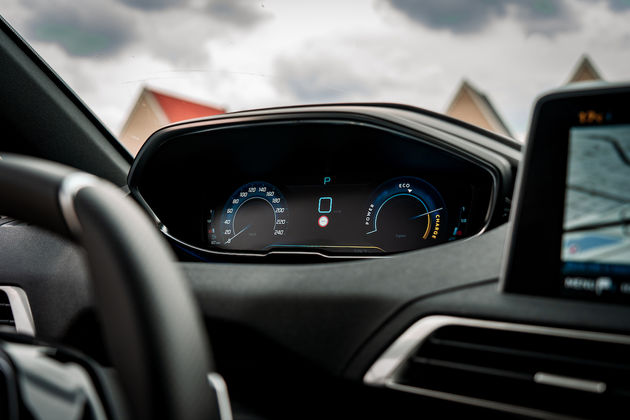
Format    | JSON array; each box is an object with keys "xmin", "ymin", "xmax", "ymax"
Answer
[
  {"xmin": 365, "ymin": 176, "xmax": 447, "ymax": 240},
  {"xmin": 219, "ymin": 181, "xmax": 288, "ymax": 245}
]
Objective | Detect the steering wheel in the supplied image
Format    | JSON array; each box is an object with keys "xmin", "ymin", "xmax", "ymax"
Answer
[{"xmin": 0, "ymin": 155, "xmax": 230, "ymax": 420}]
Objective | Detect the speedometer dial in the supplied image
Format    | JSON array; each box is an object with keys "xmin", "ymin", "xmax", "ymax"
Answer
[
  {"xmin": 364, "ymin": 176, "xmax": 447, "ymax": 252},
  {"xmin": 214, "ymin": 182, "xmax": 288, "ymax": 250}
]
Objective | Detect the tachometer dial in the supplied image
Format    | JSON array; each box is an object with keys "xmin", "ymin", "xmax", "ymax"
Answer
[
  {"xmin": 364, "ymin": 176, "xmax": 447, "ymax": 252},
  {"xmin": 215, "ymin": 182, "xmax": 288, "ymax": 250}
]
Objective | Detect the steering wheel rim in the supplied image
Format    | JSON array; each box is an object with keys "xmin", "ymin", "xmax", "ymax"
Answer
[{"xmin": 0, "ymin": 154, "xmax": 226, "ymax": 420}]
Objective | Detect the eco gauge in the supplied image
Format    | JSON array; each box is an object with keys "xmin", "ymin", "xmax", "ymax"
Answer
[{"xmin": 364, "ymin": 176, "xmax": 447, "ymax": 252}]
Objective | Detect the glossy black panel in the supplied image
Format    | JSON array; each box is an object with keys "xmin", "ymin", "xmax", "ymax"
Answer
[
  {"xmin": 131, "ymin": 118, "xmax": 497, "ymax": 258},
  {"xmin": 502, "ymin": 84, "xmax": 630, "ymax": 303}
]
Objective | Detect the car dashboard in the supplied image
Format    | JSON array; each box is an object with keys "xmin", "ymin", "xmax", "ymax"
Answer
[{"xmin": 5, "ymin": 13, "xmax": 630, "ymax": 419}]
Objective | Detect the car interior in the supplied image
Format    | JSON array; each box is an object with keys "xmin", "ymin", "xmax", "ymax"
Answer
[{"xmin": 1, "ymin": 14, "xmax": 630, "ymax": 420}]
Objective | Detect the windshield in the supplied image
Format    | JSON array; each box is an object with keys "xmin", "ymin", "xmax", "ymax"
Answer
[{"xmin": 2, "ymin": 0, "xmax": 629, "ymax": 153}]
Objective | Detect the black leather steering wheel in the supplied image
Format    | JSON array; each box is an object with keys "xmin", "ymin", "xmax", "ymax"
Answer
[{"xmin": 0, "ymin": 154, "xmax": 227, "ymax": 420}]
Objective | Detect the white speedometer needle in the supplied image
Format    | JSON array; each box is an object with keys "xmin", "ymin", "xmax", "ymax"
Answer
[
  {"xmin": 409, "ymin": 207, "xmax": 443, "ymax": 220},
  {"xmin": 226, "ymin": 224, "xmax": 250, "ymax": 244}
]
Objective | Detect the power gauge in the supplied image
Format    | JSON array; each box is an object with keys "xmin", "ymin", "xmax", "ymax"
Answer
[{"xmin": 364, "ymin": 176, "xmax": 447, "ymax": 252}]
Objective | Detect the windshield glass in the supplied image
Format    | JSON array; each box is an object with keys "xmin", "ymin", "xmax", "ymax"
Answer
[{"xmin": 2, "ymin": 0, "xmax": 629, "ymax": 153}]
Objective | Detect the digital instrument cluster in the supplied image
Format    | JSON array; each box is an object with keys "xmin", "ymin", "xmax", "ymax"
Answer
[
  {"xmin": 128, "ymin": 113, "xmax": 508, "ymax": 260},
  {"xmin": 206, "ymin": 175, "xmax": 477, "ymax": 256}
]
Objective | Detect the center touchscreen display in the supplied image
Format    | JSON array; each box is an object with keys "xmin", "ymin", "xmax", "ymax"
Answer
[{"xmin": 561, "ymin": 123, "xmax": 630, "ymax": 300}]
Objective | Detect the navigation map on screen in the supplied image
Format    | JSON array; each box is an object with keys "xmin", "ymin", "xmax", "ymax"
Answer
[{"xmin": 562, "ymin": 124, "xmax": 630, "ymax": 296}]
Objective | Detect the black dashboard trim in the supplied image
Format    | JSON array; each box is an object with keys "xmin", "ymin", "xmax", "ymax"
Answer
[{"xmin": 129, "ymin": 110, "xmax": 512, "ymax": 259}]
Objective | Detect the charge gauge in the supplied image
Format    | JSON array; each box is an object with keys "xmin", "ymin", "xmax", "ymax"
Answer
[{"xmin": 363, "ymin": 176, "xmax": 447, "ymax": 253}]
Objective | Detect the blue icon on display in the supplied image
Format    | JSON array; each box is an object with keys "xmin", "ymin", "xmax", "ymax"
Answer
[
  {"xmin": 318, "ymin": 197, "xmax": 332, "ymax": 214},
  {"xmin": 323, "ymin": 177, "xmax": 331, "ymax": 185}
]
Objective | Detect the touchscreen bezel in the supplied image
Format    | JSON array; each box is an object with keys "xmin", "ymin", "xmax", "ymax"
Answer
[{"xmin": 501, "ymin": 83, "xmax": 630, "ymax": 301}]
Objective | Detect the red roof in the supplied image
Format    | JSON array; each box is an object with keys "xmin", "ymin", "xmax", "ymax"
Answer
[{"xmin": 150, "ymin": 89, "xmax": 225, "ymax": 122}]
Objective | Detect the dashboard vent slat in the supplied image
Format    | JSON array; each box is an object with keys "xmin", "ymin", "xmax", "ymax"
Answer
[{"xmin": 0, "ymin": 291, "xmax": 16, "ymax": 331}]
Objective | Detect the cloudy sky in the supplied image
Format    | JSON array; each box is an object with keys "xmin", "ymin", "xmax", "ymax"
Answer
[{"xmin": 2, "ymin": 0, "xmax": 630, "ymax": 140}]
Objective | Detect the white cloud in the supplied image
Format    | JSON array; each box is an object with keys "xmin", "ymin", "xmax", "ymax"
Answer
[{"xmin": 1, "ymin": 0, "xmax": 629, "ymax": 141}]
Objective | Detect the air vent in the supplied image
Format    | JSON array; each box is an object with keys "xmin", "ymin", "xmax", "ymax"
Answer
[
  {"xmin": 0, "ymin": 287, "xmax": 35, "ymax": 336},
  {"xmin": 365, "ymin": 316, "xmax": 630, "ymax": 419},
  {"xmin": 0, "ymin": 291, "xmax": 16, "ymax": 331}
]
